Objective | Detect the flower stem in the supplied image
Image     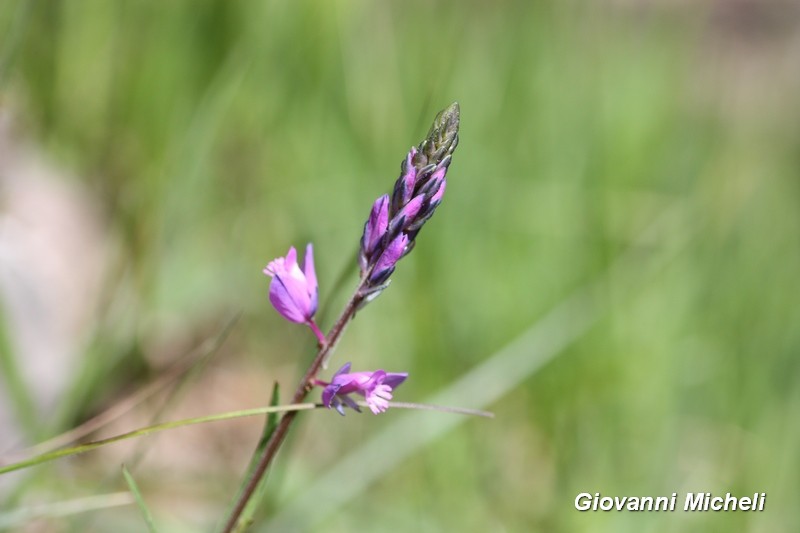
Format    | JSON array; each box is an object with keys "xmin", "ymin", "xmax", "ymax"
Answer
[
  {"xmin": 306, "ymin": 320, "xmax": 326, "ymax": 346},
  {"xmin": 220, "ymin": 281, "xmax": 366, "ymax": 533}
]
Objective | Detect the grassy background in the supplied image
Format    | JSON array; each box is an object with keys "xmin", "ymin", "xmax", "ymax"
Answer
[{"xmin": 1, "ymin": 0, "xmax": 799, "ymax": 531}]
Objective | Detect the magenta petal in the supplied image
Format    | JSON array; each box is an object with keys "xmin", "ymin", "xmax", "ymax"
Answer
[
  {"xmin": 332, "ymin": 362, "xmax": 352, "ymax": 379},
  {"xmin": 397, "ymin": 195, "xmax": 424, "ymax": 223},
  {"xmin": 322, "ymin": 383, "xmax": 340, "ymax": 408},
  {"xmin": 331, "ymin": 369, "xmax": 368, "ymax": 396},
  {"xmin": 340, "ymin": 394, "xmax": 361, "ymax": 413},
  {"xmin": 373, "ymin": 234, "xmax": 408, "ymax": 276},
  {"xmin": 284, "ymin": 246, "xmax": 298, "ymax": 269},
  {"xmin": 364, "ymin": 195, "xmax": 390, "ymax": 254},
  {"xmin": 269, "ymin": 275, "xmax": 311, "ymax": 323},
  {"xmin": 364, "ymin": 370, "xmax": 388, "ymax": 390},
  {"xmin": 303, "ymin": 243, "xmax": 318, "ymax": 313},
  {"xmin": 382, "ymin": 372, "xmax": 408, "ymax": 390},
  {"xmin": 401, "ymin": 149, "xmax": 418, "ymax": 203},
  {"xmin": 431, "ymin": 177, "xmax": 447, "ymax": 204},
  {"xmin": 429, "ymin": 165, "xmax": 446, "ymax": 183}
]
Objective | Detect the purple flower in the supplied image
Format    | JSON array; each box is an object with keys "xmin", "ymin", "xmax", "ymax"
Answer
[
  {"xmin": 319, "ymin": 362, "xmax": 408, "ymax": 415},
  {"xmin": 263, "ymin": 244, "xmax": 325, "ymax": 343}
]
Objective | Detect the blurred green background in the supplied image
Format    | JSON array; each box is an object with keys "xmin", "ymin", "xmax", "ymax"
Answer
[{"xmin": 1, "ymin": 0, "xmax": 799, "ymax": 531}]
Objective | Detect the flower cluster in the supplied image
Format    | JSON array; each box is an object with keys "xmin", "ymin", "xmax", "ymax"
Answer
[
  {"xmin": 262, "ymin": 103, "xmax": 460, "ymax": 414},
  {"xmin": 358, "ymin": 103, "xmax": 460, "ymax": 297}
]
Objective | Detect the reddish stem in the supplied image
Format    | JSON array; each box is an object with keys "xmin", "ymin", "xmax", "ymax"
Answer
[{"xmin": 221, "ymin": 282, "xmax": 365, "ymax": 533}]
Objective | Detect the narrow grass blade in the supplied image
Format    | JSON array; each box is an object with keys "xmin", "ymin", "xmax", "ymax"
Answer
[
  {"xmin": 0, "ymin": 397, "xmax": 492, "ymax": 479},
  {"xmin": 0, "ymin": 492, "xmax": 133, "ymax": 529},
  {"xmin": 122, "ymin": 464, "xmax": 158, "ymax": 533},
  {"xmin": 0, "ymin": 403, "xmax": 319, "ymax": 476}
]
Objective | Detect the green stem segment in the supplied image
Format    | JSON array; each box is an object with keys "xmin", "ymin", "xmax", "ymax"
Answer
[{"xmin": 220, "ymin": 282, "xmax": 366, "ymax": 533}]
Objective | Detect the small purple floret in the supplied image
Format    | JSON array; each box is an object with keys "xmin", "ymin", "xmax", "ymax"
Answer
[
  {"xmin": 370, "ymin": 233, "xmax": 408, "ymax": 283},
  {"xmin": 398, "ymin": 147, "xmax": 418, "ymax": 205},
  {"xmin": 362, "ymin": 195, "xmax": 390, "ymax": 256},
  {"xmin": 431, "ymin": 177, "xmax": 446, "ymax": 204},
  {"xmin": 320, "ymin": 362, "xmax": 409, "ymax": 415},
  {"xmin": 396, "ymin": 194, "xmax": 425, "ymax": 224}
]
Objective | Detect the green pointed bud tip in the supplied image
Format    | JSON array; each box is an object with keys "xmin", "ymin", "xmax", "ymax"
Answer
[
  {"xmin": 431, "ymin": 102, "xmax": 459, "ymax": 136},
  {"xmin": 422, "ymin": 102, "xmax": 460, "ymax": 165},
  {"xmin": 443, "ymin": 101, "xmax": 460, "ymax": 126}
]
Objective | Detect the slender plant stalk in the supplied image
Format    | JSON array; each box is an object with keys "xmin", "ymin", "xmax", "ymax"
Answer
[
  {"xmin": 223, "ymin": 103, "xmax": 461, "ymax": 531},
  {"xmin": 220, "ymin": 282, "xmax": 366, "ymax": 533}
]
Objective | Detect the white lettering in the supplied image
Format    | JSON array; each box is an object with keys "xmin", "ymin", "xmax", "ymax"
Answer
[
  {"xmin": 724, "ymin": 493, "xmax": 738, "ymax": 511},
  {"xmin": 739, "ymin": 497, "xmax": 751, "ymax": 511},
  {"xmin": 599, "ymin": 497, "xmax": 614, "ymax": 511},
  {"xmin": 575, "ymin": 493, "xmax": 592, "ymax": 511},
  {"xmin": 578, "ymin": 491, "xmax": 767, "ymax": 512},
  {"xmin": 653, "ymin": 496, "xmax": 670, "ymax": 511},
  {"xmin": 684, "ymin": 492, "xmax": 706, "ymax": 511}
]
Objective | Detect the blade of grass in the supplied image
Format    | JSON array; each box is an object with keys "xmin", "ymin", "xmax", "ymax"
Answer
[
  {"xmin": 0, "ymin": 403, "xmax": 320, "ymax": 476},
  {"xmin": 0, "ymin": 398, "xmax": 490, "ymax": 478},
  {"xmin": 122, "ymin": 464, "xmax": 159, "ymax": 533},
  {"xmin": 0, "ymin": 492, "xmax": 133, "ymax": 529}
]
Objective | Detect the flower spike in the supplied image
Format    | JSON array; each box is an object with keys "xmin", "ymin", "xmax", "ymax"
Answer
[{"xmin": 357, "ymin": 103, "xmax": 460, "ymax": 300}]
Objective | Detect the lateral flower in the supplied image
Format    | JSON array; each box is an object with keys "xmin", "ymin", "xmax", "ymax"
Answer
[
  {"xmin": 318, "ymin": 362, "xmax": 408, "ymax": 415},
  {"xmin": 263, "ymin": 243, "xmax": 325, "ymax": 343}
]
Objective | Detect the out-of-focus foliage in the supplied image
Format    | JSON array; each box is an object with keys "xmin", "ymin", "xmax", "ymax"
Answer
[{"xmin": 0, "ymin": 0, "xmax": 798, "ymax": 531}]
